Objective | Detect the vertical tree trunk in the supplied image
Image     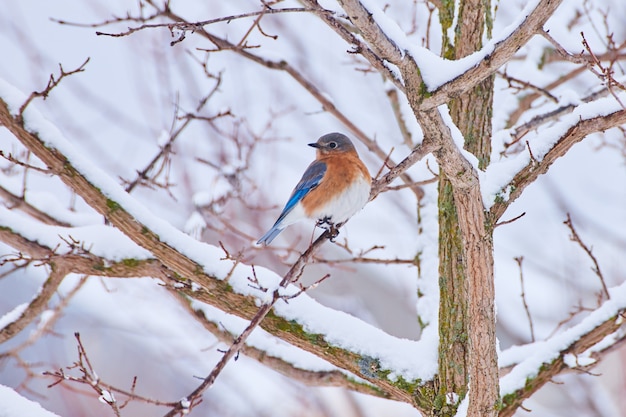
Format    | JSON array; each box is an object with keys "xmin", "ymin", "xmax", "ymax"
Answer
[{"xmin": 437, "ymin": 0, "xmax": 498, "ymax": 415}]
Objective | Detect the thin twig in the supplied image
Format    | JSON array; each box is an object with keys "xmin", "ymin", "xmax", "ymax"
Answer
[
  {"xmin": 494, "ymin": 212, "xmax": 526, "ymax": 228},
  {"xmin": 499, "ymin": 70, "xmax": 558, "ymax": 103},
  {"xmin": 124, "ymin": 75, "xmax": 229, "ymax": 193},
  {"xmin": 563, "ymin": 213, "xmax": 610, "ymax": 300},
  {"xmin": 514, "ymin": 256, "xmax": 535, "ymax": 342},
  {"xmin": 94, "ymin": 7, "xmax": 321, "ymax": 39},
  {"xmin": 0, "ymin": 150, "xmax": 52, "ymax": 175},
  {"xmin": 18, "ymin": 58, "xmax": 90, "ymax": 116},
  {"xmin": 44, "ymin": 333, "xmax": 178, "ymax": 411}
]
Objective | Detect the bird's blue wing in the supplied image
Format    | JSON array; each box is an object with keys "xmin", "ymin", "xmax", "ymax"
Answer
[
  {"xmin": 278, "ymin": 160, "xmax": 326, "ymax": 222},
  {"xmin": 257, "ymin": 161, "xmax": 326, "ymax": 245}
]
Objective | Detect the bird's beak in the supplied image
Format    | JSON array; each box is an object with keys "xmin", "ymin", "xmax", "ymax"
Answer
[{"xmin": 308, "ymin": 142, "xmax": 321, "ymax": 148}]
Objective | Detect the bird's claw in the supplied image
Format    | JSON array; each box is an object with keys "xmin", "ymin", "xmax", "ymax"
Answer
[{"xmin": 317, "ymin": 217, "xmax": 341, "ymax": 241}]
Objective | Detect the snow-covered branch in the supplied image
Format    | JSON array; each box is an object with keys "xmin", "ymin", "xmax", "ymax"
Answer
[
  {"xmin": 499, "ymin": 281, "xmax": 626, "ymax": 416},
  {"xmin": 419, "ymin": 0, "xmax": 564, "ymax": 109},
  {"xmin": 487, "ymin": 103, "xmax": 626, "ymax": 220}
]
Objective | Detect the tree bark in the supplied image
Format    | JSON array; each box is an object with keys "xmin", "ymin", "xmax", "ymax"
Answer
[{"xmin": 436, "ymin": 0, "xmax": 499, "ymax": 415}]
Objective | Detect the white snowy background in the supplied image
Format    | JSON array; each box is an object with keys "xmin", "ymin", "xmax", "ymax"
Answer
[{"xmin": 0, "ymin": 0, "xmax": 625, "ymax": 416}]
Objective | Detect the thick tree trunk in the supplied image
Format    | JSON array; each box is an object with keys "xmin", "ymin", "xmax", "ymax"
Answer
[{"xmin": 437, "ymin": 0, "xmax": 499, "ymax": 416}]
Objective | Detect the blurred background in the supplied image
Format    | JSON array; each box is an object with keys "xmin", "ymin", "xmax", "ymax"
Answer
[{"xmin": 0, "ymin": 1, "xmax": 625, "ymax": 416}]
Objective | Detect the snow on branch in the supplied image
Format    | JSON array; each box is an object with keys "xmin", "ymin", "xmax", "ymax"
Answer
[
  {"xmin": 317, "ymin": 0, "xmax": 563, "ymax": 112},
  {"xmin": 183, "ymin": 297, "xmax": 382, "ymax": 397},
  {"xmin": 499, "ymin": 281, "xmax": 626, "ymax": 416},
  {"xmin": 338, "ymin": 0, "xmax": 407, "ymax": 64},
  {"xmin": 0, "ymin": 384, "xmax": 61, "ymax": 417},
  {"xmin": 486, "ymin": 95, "xmax": 626, "ymax": 219},
  {"xmin": 418, "ymin": 0, "xmax": 564, "ymax": 109}
]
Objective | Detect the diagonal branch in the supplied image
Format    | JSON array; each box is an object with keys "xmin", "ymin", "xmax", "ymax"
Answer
[
  {"xmin": 489, "ymin": 108, "xmax": 626, "ymax": 221},
  {"xmin": 324, "ymin": 0, "xmax": 563, "ymax": 112},
  {"xmin": 500, "ymin": 307, "xmax": 626, "ymax": 417},
  {"xmin": 18, "ymin": 58, "xmax": 90, "ymax": 116},
  {"xmin": 176, "ymin": 292, "xmax": 382, "ymax": 397},
  {"xmin": 0, "ymin": 183, "xmax": 71, "ymax": 226},
  {"xmin": 0, "ymin": 263, "xmax": 68, "ymax": 344},
  {"xmin": 336, "ymin": 0, "xmax": 405, "ymax": 65},
  {"xmin": 419, "ymin": 0, "xmax": 563, "ymax": 110}
]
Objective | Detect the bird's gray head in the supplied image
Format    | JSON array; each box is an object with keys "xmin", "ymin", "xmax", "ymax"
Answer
[{"xmin": 308, "ymin": 133, "xmax": 356, "ymax": 154}]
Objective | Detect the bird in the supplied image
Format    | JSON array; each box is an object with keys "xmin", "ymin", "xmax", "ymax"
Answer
[{"xmin": 257, "ymin": 132, "xmax": 371, "ymax": 246}]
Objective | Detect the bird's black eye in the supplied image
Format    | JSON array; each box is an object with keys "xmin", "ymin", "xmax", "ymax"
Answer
[{"xmin": 328, "ymin": 142, "xmax": 337, "ymax": 149}]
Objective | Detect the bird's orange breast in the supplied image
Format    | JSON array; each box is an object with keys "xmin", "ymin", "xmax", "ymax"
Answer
[{"xmin": 301, "ymin": 151, "xmax": 370, "ymax": 216}]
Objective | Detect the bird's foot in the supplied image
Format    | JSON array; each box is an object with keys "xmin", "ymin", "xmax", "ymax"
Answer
[
  {"xmin": 317, "ymin": 217, "xmax": 341, "ymax": 241},
  {"xmin": 316, "ymin": 216, "xmax": 333, "ymax": 229}
]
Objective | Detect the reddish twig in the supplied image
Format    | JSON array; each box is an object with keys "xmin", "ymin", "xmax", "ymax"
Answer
[
  {"xmin": 563, "ymin": 214, "xmax": 610, "ymax": 300},
  {"xmin": 18, "ymin": 58, "xmax": 90, "ymax": 117},
  {"xmin": 514, "ymin": 256, "xmax": 535, "ymax": 342},
  {"xmin": 44, "ymin": 333, "xmax": 178, "ymax": 413}
]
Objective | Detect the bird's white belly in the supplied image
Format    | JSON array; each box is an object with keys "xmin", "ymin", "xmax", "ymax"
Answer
[{"xmin": 311, "ymin": 176, "xmax": 370, "ymax": 224}]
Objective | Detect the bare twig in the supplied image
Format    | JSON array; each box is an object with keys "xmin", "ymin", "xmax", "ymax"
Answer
[
  {"xmin": 580, "ymin": 32, "xmax": 626, "ymax": 109},
  {"xmin": 124, "ymin": 74, "xmax": 227, "ymax": 194},
  {"xmin": 93, "ymin": 7, "xmax": 320, "ymax": 39},
  {"xmin": 514, "ymin": 257, "xmax": 535, "ymax": 342},
  {"xmin": 494, "ymin": 212, "xmax": 526, "ymax": 228},
  {"xmin": 0, "ymin": 150, "xmax": 52, "ymax": 175},
  {"xmin": 499, "ymin": 70, "xmax": 558, "ymax": 103},
  {"xmin": 18, "ymin": 58, "xmax": 90, "ymax": 116},
  {"xmin": 380, "ymin": 176, "xmax": 438, "ymax": 192},
  {"xmin": 44, "ymin": 333, "xmax": 178, "ymax": 412},
  {"xmin": 563, "ymin": 213, "xmax": 610, "ymax": 300}
]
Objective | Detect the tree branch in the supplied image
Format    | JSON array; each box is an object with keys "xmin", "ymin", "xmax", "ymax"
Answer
[
  {"xmin": 0, "ymin": 184, "xmax": 71, "ymax": 226},
  {"xmin": 176, "ymin": 292, "xmax": 382, "ymax": 397},
  {"xmin": 489, "ymin": 108, "xmax": 626, "ymax": 221},
  {"xmin": 500, "ymin": 308, "xmax": 626, "ymax": 417},
  {"xmin": 419, "ymin": 0, "xmax": 564, "ymax": 110},
  {"xmin": 0, "ymin": 263, "xmax": 67, "ymax": 344}
]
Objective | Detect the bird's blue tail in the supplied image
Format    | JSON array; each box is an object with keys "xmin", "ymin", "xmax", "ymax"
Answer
[{"xmin": 257, "ymin": 225, "xmax": 284, "ymax": 246}]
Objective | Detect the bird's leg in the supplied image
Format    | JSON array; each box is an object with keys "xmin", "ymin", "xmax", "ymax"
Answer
[{"xmin": 316, "ymin": 217, "xmax": 341, "ymax": 241}]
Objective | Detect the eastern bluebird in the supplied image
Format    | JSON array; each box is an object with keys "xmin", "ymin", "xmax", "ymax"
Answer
[{"xmin": 257, "ymin": 132, "xmax": 371, "ymax": 246}]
